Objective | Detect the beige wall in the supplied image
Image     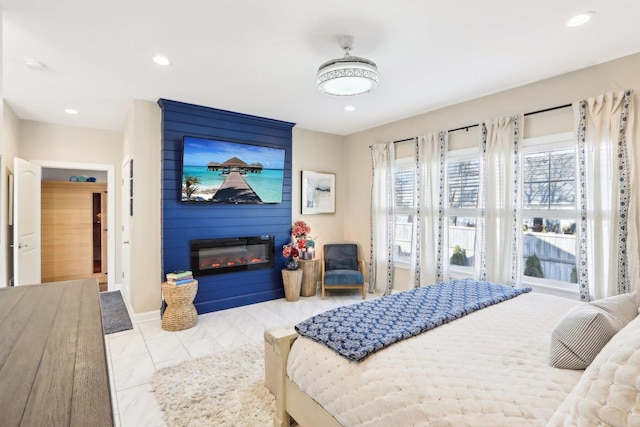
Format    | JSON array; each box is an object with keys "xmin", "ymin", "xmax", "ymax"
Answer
[
  {"xmin": 343, "ymin": 52, "xmax": 640, "ymax": 290},
  {"xmin": 1, "ymin": 103, "xmax": 20, "ymax": 286},
  {"xmin": 2, "ymin": 103, "xmax": 19, "ymax": 173},
  {"xmin": 123, "ymin": 100, "xmax": 162, "ymax": 314},
  {"xmin": 17, "ymin": 120, "xmax": 124, "ymax": 287},
  {"xmin": 0, "ymin": 15, "xmax": 5, "ymax": 287},
  {"xmin": 291, "ymin": 128, "xmax": 346, "ymax": 253},
  {"xmin": 19, "ymin": 120, "xmax": 122, "ymax": 162}
]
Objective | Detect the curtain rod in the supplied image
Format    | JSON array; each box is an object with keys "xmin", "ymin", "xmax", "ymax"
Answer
[
  {"xmin": 523, "ymin": 103, "xmax": 572, "ymax": 117},
  {"xmin": 390, "ymin": 102, "xmax": 573, "ymax": 143}
]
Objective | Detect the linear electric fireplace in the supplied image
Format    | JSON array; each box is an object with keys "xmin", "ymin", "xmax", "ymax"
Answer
[{"xmin": 190, "ymin": 235, "xmax": 275, "ymax": 277}]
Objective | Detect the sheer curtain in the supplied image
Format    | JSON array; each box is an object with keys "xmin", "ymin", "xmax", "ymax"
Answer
[
  {"xmin": 369, "ymin": 143, "xmax": 395, "ymax": 295},
  {"xmin": 475, "ymin": 115, "xmax": 523, "ymax": 286},
  {"xmin": 575, "ymin": 90, "xmax": 637, "ymax": 300},
  {"xmin": 408, "ymin": 133, "xmax": 448, "ymax": 287}
]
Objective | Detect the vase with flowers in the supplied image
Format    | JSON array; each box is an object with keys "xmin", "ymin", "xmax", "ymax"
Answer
[
  {"xmin": 282, "ymin": 239, "xmax": 300, "ymax": 270},
  {"xmin": 283, "ymin": 220, "xmax": 316, "ymax": 269},
  {"xmin": 291, "ymin": 220, "xmax": 316, "ymax": 260}
]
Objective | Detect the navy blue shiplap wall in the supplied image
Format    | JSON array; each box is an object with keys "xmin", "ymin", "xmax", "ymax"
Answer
[{"xmin": 159, "ymin": 99, "xmax": 295, "ymax": 314}]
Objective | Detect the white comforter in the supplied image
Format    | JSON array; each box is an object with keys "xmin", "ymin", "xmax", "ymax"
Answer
[{"xmin": 287, "ymin": 292, "xmax": 583, "ymax": 426}]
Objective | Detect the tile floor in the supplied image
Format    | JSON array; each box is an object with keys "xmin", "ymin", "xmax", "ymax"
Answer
[{"xmin": 105, "ymin": 290, "xmax": 368, "ymax": 426}]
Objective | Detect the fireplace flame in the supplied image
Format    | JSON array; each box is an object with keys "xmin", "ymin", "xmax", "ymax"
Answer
[{"xmin": 194, "ymin": 237, "xmax": 273, "ymax": 275}]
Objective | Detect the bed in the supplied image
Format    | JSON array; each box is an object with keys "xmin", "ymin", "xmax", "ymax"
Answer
[{"xmin": 266, "ymin": 281, "xmax": 640, "ymax": 427}]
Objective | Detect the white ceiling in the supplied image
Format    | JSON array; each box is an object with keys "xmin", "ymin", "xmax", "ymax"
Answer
[{"xmin": 2, "ymin": 0, "xmax": 640, "ymax": 136}]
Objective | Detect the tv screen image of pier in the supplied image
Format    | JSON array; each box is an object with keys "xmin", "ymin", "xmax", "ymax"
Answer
[{"xmin": 181, "ymin": 136, "xmax": 285, "ymax": 204}]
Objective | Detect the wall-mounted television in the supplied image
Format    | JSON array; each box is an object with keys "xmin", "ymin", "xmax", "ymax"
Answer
[{"xmin": 181, "ymin": 136, "xmax": 286, "ymax": 204}]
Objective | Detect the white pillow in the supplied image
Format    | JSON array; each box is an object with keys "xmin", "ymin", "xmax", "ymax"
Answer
[
  {"xmin": 591, "ymin": 291, "xmax": 638, "ymax": 326},
  {"xmin": 548, "ymin": 313, "xmax": 640, "ymax": 426}
]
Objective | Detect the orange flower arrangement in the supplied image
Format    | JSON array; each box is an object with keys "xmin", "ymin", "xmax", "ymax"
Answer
[{"xmin": 282, "ymin": 220, "xmax": 314, "ymax": 259}]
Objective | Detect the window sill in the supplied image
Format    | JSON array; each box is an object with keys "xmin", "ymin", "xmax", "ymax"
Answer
[
  {"xmin": 394, "ymin": 261, "xmax": 410, "ymax": 270},
  {"xmin": 449, "ymin": 267, "xmax": 474, "ymax": 279},
  {"xmin": 522, "ymin": 279, "xmax": 580, "ymax": 300}
]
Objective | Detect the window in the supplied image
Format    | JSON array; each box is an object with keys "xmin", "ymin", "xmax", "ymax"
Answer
[
  {"xmin": 521, "ymin": 133, "xmax": 577, "ymax": 286},
  {"xmin": 393, "ymin": 150, "xmax": 481, "ymax": 271},
  {"xmin": 447, "ymin": 149, "xmax": 479, "ymax": 273},
  {"xmin": 393, "ymin": 159, "xmax": 414, "ymax": 264},
  {"xmin": 388, "ymin": 133, "xmax": 578, "ymax": 287}
]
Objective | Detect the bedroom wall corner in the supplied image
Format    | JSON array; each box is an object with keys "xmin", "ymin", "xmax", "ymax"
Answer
[{"xmin": 291, "ymin": 127, "xmax": 346, "ymax": 252}]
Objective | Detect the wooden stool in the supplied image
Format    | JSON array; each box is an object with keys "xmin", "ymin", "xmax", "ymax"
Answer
[
  {"xmin": 298, "ymin": 258, "xmax": 319, "ymax": 297},
  {"xmin": 161, "ymin": 280, "xmax": 198, "ymax": 331},
  {"xmin": 281, "ymin": 269, "xmax": 302, "ymax": 301}
]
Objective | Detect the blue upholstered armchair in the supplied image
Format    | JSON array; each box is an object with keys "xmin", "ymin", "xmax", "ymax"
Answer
[{"xmin": 321, "ymin": 243, "xmax": 366, "ymax": 300}]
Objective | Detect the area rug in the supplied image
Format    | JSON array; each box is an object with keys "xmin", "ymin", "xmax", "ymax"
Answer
[
  {"xmin": 150, "ymin": 343, "xmax": 274, "ymax": 426},
  {"xmin": 99, "ymin": 290, "xmax": 133, "ymax": 334}
]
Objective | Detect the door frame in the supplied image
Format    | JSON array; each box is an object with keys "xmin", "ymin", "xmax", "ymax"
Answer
[
  {"xmin": 32, "ymin": 159, "xmax": 116, "ymax": 291},
  {"xmin": 120, "ymin": 156, "xmax": 132, "ymax": 308},
  {"xmin": 0, "ymin": 155, "xmax": 6, "ymax": 286}
]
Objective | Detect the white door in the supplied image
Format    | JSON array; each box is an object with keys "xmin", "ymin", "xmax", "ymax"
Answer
[
  {"xmin": 121, "ymin": 158, "xmax": 132, "ymax": 305},
  {"xmin": 13, "ymin": 158, "xmax": 42, "ymax": 285}
]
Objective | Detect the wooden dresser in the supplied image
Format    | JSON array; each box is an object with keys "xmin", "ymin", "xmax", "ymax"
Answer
[{"xmin": 0, "ymin": 279, "xmax": 113, "ymax": 426}]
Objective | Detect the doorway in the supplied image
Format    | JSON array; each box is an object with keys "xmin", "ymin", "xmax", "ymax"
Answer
[
  {"xmin": 33, "ymin": 160, "xmax": 115, "ymax": 291},
  {"xmin": 41, "ymin": 178, "xmax": 108, "ymax": 290}
]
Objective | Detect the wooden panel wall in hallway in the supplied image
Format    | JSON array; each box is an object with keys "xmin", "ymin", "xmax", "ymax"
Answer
[{"xmin": 41, "ymin": 181, "xmax": 107, "ymax": 284}]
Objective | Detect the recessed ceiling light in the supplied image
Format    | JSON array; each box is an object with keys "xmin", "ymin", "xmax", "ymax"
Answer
[
  {"xmin": 344, "ymin": 105, "xmax": 355, "ymax": 112},
  {"xmin": 152, "ymin": 55, "xmax": 171, "ymax": 66},
  {"xmin": 567, "ymin": 12, "xmax": 595, "ymax": 27},
  {"xmin": 25, "ymin": 60, "xmax": 46, "ymax": 71},
  {"xmin": 64, "ymin": 108, "xmax": 78, "ymax": 115}
]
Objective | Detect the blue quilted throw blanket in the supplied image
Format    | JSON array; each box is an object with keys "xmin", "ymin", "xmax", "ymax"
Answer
[{"xmin": 295, "ymin": 279, "xmax": 531, "ymax": 362}]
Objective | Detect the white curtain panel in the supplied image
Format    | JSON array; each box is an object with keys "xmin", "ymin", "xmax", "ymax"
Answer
[
  {"xmin": 575, "ymin": 90, "xmax": 637, "ymax": 301},
  {"xmin": 369, "ymin": 143, "xmax": 395, "ymax": 295},
  {"xmin": 475, "ymin": 115, "xmax": 523, "ymax": 285},
  {"xmin": 408, "ymin": 138, "xmax": 421, "ymax": 288},
  {"xmin": 409, "ymin": 133, "xmax": 448, "ymax": 287}
]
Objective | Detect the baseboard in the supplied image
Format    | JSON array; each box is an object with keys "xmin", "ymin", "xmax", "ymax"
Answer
[
  {"xmin": 110, "ymin": 282, "xmax": 160, "ymax": 323},
  {"xmin": 131, "ymin": 310, "xmax": 161, "ymax": 324}
]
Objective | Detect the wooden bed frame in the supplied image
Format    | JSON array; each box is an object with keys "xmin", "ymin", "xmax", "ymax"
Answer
[{"xmin": 266, "ymin": 327, "xmax": 341, "ymax": 427}]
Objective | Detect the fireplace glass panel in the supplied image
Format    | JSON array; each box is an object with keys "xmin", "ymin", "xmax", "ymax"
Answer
[{"xmin": 190, "ymin": 235, "xmax": 274, "ymax": 276}]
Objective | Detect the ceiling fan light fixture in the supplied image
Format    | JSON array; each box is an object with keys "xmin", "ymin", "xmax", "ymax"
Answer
[{"xmin": 317, "ymin": 36, "xmax": 378, "ymax": 97}]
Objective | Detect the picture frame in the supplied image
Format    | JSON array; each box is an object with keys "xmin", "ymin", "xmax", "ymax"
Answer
[{"xmin": 301, "ymin": 171, "xmax": 335, "ymax": 214}]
